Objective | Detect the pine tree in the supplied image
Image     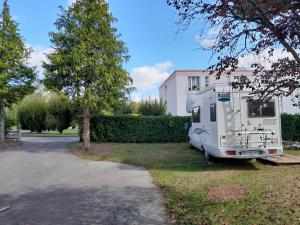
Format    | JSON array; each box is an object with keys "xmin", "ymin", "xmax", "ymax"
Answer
[
  {"xmin": 0, "ymin": 0, "xmax": 37, "ymax": 141},
  {"xmin": 44, "ymin": 0, "xmax": 131, "ymax": 150}
]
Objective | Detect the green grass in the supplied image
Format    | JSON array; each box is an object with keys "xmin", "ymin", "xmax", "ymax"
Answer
[
  {"xmin": 70, "ymin": 143, "xmax": 300, "ymax": 225},
  {"xmin": 22, "ymin": 129, "xmax": 79, "ymax": 137}
]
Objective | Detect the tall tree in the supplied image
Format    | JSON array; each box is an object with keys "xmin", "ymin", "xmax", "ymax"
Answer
[
  {"xmin": 43, "ymin": 0, "xmax": 131, "ymax": 150},
  {"xmin": 0, "ymin": 0, "xmax": 36, "ymax": 142},
  {"xmin": 167, "ymin": 0, "xmax": 300, "ymax": 100}
]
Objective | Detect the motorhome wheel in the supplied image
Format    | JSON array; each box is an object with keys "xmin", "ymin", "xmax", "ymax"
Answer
[
  {"xmin": 188, "ymin": 139, "xmax": 194, "ymax": 149},
  {"xmin": 205, "ymin": 151, "xmax": 211, "ymax": 161}
]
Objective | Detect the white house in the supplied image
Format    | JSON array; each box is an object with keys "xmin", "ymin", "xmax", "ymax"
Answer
[{"xmin": 159, "ymin": 70, "xmax": 300, "ymax": 116}]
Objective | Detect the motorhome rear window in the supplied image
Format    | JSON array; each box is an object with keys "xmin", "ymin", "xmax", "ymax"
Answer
[
  {"xmin": 192, "ymin": 107, "xmax": 200, "ymax": 123},
  {"xmin": 210, "ymin": 104, "xmax": 216, "ymax": 122},
  {"xmin": 248, "ymin": 101, "xmax": 275, "ymax": 117}
]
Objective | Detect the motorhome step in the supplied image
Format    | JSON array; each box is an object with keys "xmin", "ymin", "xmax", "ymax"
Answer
[{"xmin": 259, "ymin": 154, "xmax": 300, "ymax": 165}]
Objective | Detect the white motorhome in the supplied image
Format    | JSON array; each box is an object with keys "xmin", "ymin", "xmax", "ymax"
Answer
[{"xmin": 186, "ymin": 83, "xmax": 284, "ymax": 160}]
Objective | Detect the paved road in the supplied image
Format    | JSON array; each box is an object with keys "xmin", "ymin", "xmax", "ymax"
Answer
[{"xmin": 0, "ymin": 137, "xmax": 168, "ymax": 225}]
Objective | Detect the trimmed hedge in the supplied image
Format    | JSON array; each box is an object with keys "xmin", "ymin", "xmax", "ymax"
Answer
[
  {"xmin": 86, "ymin": 114, "xmax": 300, "ymax": 143},
  {"xmin": 89, "ymin": 115, "xmax": 190, "ymax": 143},
  {"xmin": 281, "ymin": 114, "xmax": 300, "ymax": 141}
]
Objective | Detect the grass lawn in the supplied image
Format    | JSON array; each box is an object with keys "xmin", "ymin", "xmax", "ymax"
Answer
[
  {"xmin": 69, "ymin": 143, "xmax": 300, "ymax": 225},
  {"xmin": 22, "ymin": 129, "xmax": 79, "ymax": 137}
]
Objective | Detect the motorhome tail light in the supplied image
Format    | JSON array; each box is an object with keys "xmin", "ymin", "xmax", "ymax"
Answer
[
  {"xmin": 226, "ymin": 150, "xmax": 236, "ymax": 156},
  {"xmin": 268, "ymin": 149, "xmax": 277, "ymax": 154}
]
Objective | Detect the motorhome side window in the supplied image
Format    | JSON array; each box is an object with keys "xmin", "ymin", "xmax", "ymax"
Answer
[
  {"xmin": 248, "ymin": 101, "xmax": 275, "ymax": 117},
  {"xmin": 192, "ymin": 107, "xmax": 200, "ymax": 123},
  {"xmin": 210, "ymin": 104, "xmax": 216, "ymax": 122}
]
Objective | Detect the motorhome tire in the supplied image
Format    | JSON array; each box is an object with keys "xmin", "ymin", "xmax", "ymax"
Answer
[
  {"xmin": 204, "ymin": 150, "xmax": 212, "ymax": 161},
  {"xmin": 188, "ymin": 139, "xmax": 194, "ymax": 149}
]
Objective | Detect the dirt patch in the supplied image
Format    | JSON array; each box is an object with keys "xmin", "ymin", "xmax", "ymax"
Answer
[
  {"xmin": 207, "ymin": 185, "xmax": 248, "ymax": 203},
  {"xmin": 72, "ymin": 143, "xmax": 119, "ymax": 158},
  {"xmin": 0, "ymin": 140, "xmax": 22, "ymax": 150}
]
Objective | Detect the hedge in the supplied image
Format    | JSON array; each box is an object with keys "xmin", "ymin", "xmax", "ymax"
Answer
[
  {"xmin": 85, "ymin": 114, "xmax": 299, "ymax": 143},
  {"xmin": 89, "ymin": 115, "xmax": 191, "ymax": 143},
  {"xmin": 281, "ymin": 114, "xmax": 300, "ymax": 141}
]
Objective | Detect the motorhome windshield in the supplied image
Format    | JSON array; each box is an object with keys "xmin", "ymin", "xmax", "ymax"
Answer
[{"xmin": 248, "ymin": 101, "xmax": 275, "ymax": 117}]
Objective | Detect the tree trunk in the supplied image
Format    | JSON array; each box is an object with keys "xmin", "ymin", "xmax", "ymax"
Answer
[
  {"xmin": 0, "ymin": 102, "xmax": 5, "ymax": 143},
  {"xmin": 82, "ymin": 105, "xmax": 90, "ymax": 151}
]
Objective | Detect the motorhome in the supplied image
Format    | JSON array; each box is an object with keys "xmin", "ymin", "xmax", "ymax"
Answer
[{"xmin": 186, "ymin": 83, "xmax": 284, "ymax": 160}]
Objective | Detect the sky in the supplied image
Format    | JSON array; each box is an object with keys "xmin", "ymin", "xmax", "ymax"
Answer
[{"xmin": 5, "ymin": 0, "xmax": 289, "ymax": 102}]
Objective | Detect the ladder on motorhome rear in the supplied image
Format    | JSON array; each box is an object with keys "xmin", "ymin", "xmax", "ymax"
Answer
[
  {"xmin": 231, "ymin": 91, "xmax": 246, "ymax": 146},
  {"xmin": 232, "ymin": 91, "xmax": 243, "ymax": 130}
]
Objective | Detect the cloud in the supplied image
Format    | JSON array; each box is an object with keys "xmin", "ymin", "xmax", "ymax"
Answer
[
  {"xmin": 27, "ymin": 45, "xmax": 52, "ymax": 75},
  {"xmin": 238, "ymin": 48, "xmax": 293, "ymax": 69},
  {"xmin": 195, "ymin": 27, "xmax": 220, "ymax": 48},
  {"xmin": 68, "ymin": 0, "xmax": 76, "ymax": 5},
  {"xmin": 195, "ymin": 36, "xmax": 216, "ymax": 48},
  {"xmin": 130, "ymin": 61, "xmax": 173, "ymax": 89}
]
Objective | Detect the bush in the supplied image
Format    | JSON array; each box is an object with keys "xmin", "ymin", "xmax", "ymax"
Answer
[
  {"xmin": 17, "ymin": 94, "xmax": 47, "ymax": 132},
  {"xmin": 139, "ymin": 99, "xmax": 166, "ymax": 116},
  {"xmin": 45, "ymin": 114, "xmax": 57, "ymax": 131},
  {"xmin": 88, "ymin": 115, "xmax": 190, "ymax": 143},
  {"xmin": 281, "ymin": 114, "xmax": 300, "ymax": 141},
  {"xmin": 5, "ymin": 106, "xmax": 18, "ymax": 132},
  {"xmin": 47, "ymin": 94, "xmax": 72, "ymax": 133}
]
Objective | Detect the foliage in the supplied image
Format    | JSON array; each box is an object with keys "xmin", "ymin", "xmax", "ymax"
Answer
[
  {"xmin": 43, "ymin": 0, "xmax": 132, "ymax": 149},
  {"xmin": 167, "ymin": 0, "xmax": 300, "ymax": 100},
  {"xmin": 115, "ymin": 101, "xmax": 140, "ymax": 115},
  {"xmin": 281, "ymin": 113, "xmax": 300, "ymax": 141},
  {"xmin": 17, "ymin": 94, "xmax": 47, "ymax": 133},
  {"xmin": 0, "ymin": 0, "xmax": 36, "ymax": 106},
  {"xmin": 0, "ymin": 0, "xmax": 36, "ymax": 140},
  {"xmin": 5, "ymin": 106, "xmax": 17, "ymax": 131},
  {"xmin": 45, "ymin": 114, "xmax": 57, "ymax": 131},
  {"xmin": 87, "ymin": 115, "xmax": 190, "ymax": 143},
  {"xmin": 47, "ymin": 94, "xmax": 72, "ymax": 133},
  {"xmin": 139, "ymin": 99, "xmax": 167, "ymax": 116}
]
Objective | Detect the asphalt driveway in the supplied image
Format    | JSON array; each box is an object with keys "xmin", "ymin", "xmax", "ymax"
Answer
[{"xmin": 0, "ymin": 137, "xmax": 168, "ymax": 225}]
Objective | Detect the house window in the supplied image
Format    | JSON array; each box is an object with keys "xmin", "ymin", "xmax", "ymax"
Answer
[
  {"xmin": 210, "ymin": 104, "xmax": 216, "ymax": 122},
  {"xmin": 248, "ymin": 101, "xmax": 275, "ymax": 117},
  {"xmin": 192, "ymin": 107, "xmax": 201, "ymax": 123},
  {"xmin": 188, "ymin": 76, "xmax": 200, "ymax": 91},
  {"xmin": 205, "ymin": 76, "xmax": 210, "ymax": 87}
]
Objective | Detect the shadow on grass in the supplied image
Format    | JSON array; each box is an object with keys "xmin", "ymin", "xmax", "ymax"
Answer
[{"xmin": 79, "ymin": 143, "xmax": 262, "ymax": 172}]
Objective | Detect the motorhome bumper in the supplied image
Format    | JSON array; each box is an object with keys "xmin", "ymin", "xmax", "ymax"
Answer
[{"xmin": 219, "ymin": 148, "xmax": 283, "ymax": 159}]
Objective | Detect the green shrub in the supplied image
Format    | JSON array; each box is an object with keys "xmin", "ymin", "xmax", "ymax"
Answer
[
  {"xmin": 47, "ymin": 94, "xmax": 72, "ymax": 133},
  {"xmin": 17, "ymin": 94, "xmax": 47, "ymax": 132},
  {"xmin": 139, "ymin": 99, "xmax": 166, "ymax": 116},
  {"xmin": 281, "ymin": 114, "xmax": 300, "ymax": 141},
  {"xmin": 88, "ymin": 115, "xmax": 190, "ymax": 143},
  {"xmin": 5, "ymin": 106, "xmax": 18, "ymax": 132},
  {"xmin": 45, "ymin": 114, "xmax": 57, "ymax": 131},
  {"xmin": 87, "ymin": 114, "xmax": 300, "ymax": 143}
]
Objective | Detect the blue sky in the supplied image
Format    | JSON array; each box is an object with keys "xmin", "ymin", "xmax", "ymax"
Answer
[{"xmin": 8, "ymin": 0, "xmax": 216, "ymax": 101}]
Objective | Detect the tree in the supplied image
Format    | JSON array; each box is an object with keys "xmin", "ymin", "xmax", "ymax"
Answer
[
  {"xmin": 167, "ymin": 0, "xmax": 300, "ymax": 100},
  {"xmin": 17, "ymin": 94, "xmax": 47, "ymax": 133},
  {"xmin": 5, "ymin": 105, "xmax": 17, "ymax": 132},
  {"xmin": 139, "ymin": 99, "xmax": 167, "ymax": 116},
  {"xmin": 0, "ymin": 0, "xmax": 36, "ymax": 141},
  {"xmin": 47, "ymin": 94, "xmax": 72, "ymax": 133},
  {"xmin": 43, "ymin": 0, "xmax": 131, "ymax": 150}
]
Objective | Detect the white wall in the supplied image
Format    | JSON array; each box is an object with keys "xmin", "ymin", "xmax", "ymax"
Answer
[
  {"xmin": 159, "ymin": 76, "xmax": 177, "ymax": 115},
  {"xmin": 159, "ymin": 70, "xmax": 300, "ymax": 116}
]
